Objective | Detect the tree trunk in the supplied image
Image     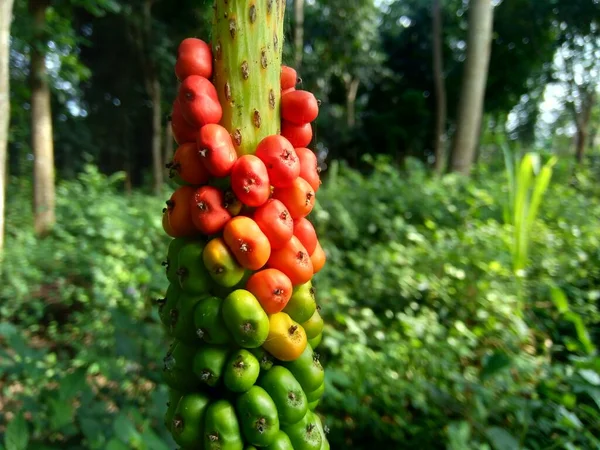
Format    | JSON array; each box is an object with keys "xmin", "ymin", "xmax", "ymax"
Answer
[
  {"xmin": 0, "ymin": 0, "xmax": 14, "ymax": 252},
  {"xmin": 29, "ymin": 0, "xmax": 55, "ymax": 236},
  {"xmin": 150, "ymin": 75, "xmax": 163, "ymax": 194},
  {"xmin": 294, "ymin": 0, "xmax": 304, "ymax": 70},
  {"xmin": 345, "ymin": 77, "xmax": 359, "ymax": 128},
  {"xmin": 432, "ymin": 0, "xmax": 447, "ymax": 175},
  {"xmin": 164, "ymin": 118, "xmax": 174, "ymax": 166},
  {"xmin": 574, "ymin": 91, "xmax": 595, "ymax": 164},
  {"xmin": 449, "ymin": 0, "xmax": 494, "ymax": 175}
]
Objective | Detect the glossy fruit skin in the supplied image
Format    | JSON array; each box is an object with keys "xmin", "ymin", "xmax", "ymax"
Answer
[
  {"xmin": 171, "ymin": 99, "xmax": 199, "ymax": 145},
  {"xmin": 295, "ymin": 147, "xmax": 321, "ymax": 193},
  {"xmin": 193, "ymin": 295, "xmax": 233, "ymax": 345},
  {"xmin": 253, "ymin": 199, "xmax": 294, "ymax": 250},
  {"xmin": 203, "ymin": 237, "xmax": 246, "ymax": 287},
  {"xmin": 178, "ymin": 75, "xmax": 222, "ymax": 127},
  {"xmin": 223, "ymin": 216, "xmax": 271, "ymax": 271},
  {"xmin": 305, "ymin": 382, "xmax": 325, "ymax": 403},
  {"xmin": 283, "ymin": 281, "xmax": 317, "ymax": 323},
  {"xmin": 249, "ymin": 347, "xmax": 275, "ymax": 371},
  {"xmin": 170, "ymin": 142, "xmax": 210, "ymax": 186},
  {"xmin": 282, "ymin": 344, "xmax": 324, "ymax": 393},
  {"xmin": 272, "ymin": 177, "xmax": 315, "ymax": 220},
  {"xmin": 230, "ymin": 155, "xmax": 271, "ymax": 207},
  {"xmin": 281, "ymin": 121, "xmax": 312, "ymax": 148},
  {"xmin": 197, "ymin": 123, "xmax": 238, "ymax": 177},
  {"xmin": 203, "ymin": 400, "xmax": 244, "ymax": 450},
  {"xmin": 164, "ymin": 388, "xmax": 182, "ymax": 432},
  {"xmin": 264, "ymin": 430, "xmax": 295, "ymax": 450},
  {"xmin": 262, "ymin": 312, "xmax": 307, "ymax": 361},
  {"xmin": 177, "ymin": 241, "xmax": 213, "ymax": 294},
  {"xmin": 165, "ymin": 186, "xmax": 198, "ymax": 237},
  {"xmin": 162, "ymin": 207, "xmax": 176, "ymax": 236},
  {"xmin": 293, "ymin": 218, "xmax": 318, "ymax": 255},
  {"xmin": 172, "ymin": 292, "xmax": 203, "ymax": 344},
  {"xmin": 190, "ymin": 186, "xmax": 232, "ymax": 235},
  {"xmin": 193, "ymin": 344, "xmax": 230, "ymax": 387},
  {"xmin": 162, "ymin": 340, "xmax": 200, "ymax": 392},
  {"xmin": 282, "ymin": 410, "xmax": 323, "ymax": 450},
  {"xmin": 255, "ymin": 135, "xmax": 300, "ymax": 188},
  {"xmin": 281, "ymin": 90, "xmax": 319, "ymax": 125},
  {"xmin": 267, "ymin": 236, "xmax": 313, "ymax": 286},
  {"xmin": 171, "ymin": 392, "xmax": 210, "ymax": 448},
  {"xmin": 223, "ymin": 188, "xmax": 243, "ymax": 216},
  {"xmin": 223, "ymin": 349, "xmax": 261, "ymax": 393},
  {"xmin": 160, "ymin": 283, "xmax": 182, "ymax": 334},
  {"xmin": 222, "ymin": 289, "xmax": 270, "ymax": 348},
  {"xmin": 236, "ymin": 386, "xmax": 280, "ymax": 447},
  {"xmin": 310, "ymin": 241, "xmax": 326, "ymax": 274},
  {"xmin": 258, "ymin": 366, "xmax": 308, "ymax": 426},
  {"xmin": 281, "ymin": 66, "xmax": 297, "ymax": 90},
  {"xmin": 245, "ymin": 268, "xmax": 293, "ymax": 314},
  {"xmin": 301, "ymin": 309, "xmax": 324, "ymax": 340},
  {"xmin": 175, "ymin": 37, "xmax": 213, "ymax": 80},
  {"xmin": 313, "ymin": 413, "xmax": 329, "ymax": 450},
  {"xmin": 307, "ymin": 332, "xmax": 322, "ymax": 349}
]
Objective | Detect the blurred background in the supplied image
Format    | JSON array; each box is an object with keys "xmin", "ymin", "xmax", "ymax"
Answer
[{"xmin": 1, "ymin": 0, "xmax": 600, "ymax": 448}]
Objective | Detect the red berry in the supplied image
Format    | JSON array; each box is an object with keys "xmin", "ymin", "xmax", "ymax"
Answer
[
  {"xmin": 230, "ymin": 155, "xmax": 271, "ymax": 207},
  {"xmin": 170, "ymin": 143, "xmax": 210, "ymax": 185},
  {"xmin": 281, "ymin": 121, "xmax": 312, "ymax": 148},
  {"xmin": 197, "ymin": 124, "xmax": 237, "ymax": 177},
  {"xmin": 293, "ymin": 217, "xmax": 317, "ymax": 255},
  {"xmin": 190, "ymin": 186, "xmax": 231, "ymax": 235},
  {"xmin": 281, "ymin": 90, "xmax": 319, "ymax": 124},
  {"xmin": 281, "ymin": 66, "xmax": 297, "ymax": 90},
  {"xmin": 175, "ymin": 38, "xmax": 213, "ymax": 81},
  {"xmin": 253, "ymin": 199, "xmax": 294, "ymax": 250},
  {"xmin": 295, "ymin": 147, "xmax": 321, "ymax": 192},
  {"xmin": 255, "ymin": 135, "xmax": 300, "ymax": 188},
  {"xmin": 177, "ymin": 75, "xmax": 222, "ymax": 127},
  {"xmin": 171, "ymin": 100, "xmax": 198, "ymax": 145},
  {"xmin": 267, "ymin": 236, "xmax": 313, "ymax": 286},
  {"xmin": 165, "ymin": 186, "xmax": 197, "ymax": 238},
  {"xmin": 272, "ymin": 177, "xmax": 315, "ymax": 220}
]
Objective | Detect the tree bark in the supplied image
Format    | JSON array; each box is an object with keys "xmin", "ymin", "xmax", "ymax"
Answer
[
  {"xmin": 0, "ymin": 0, "xmax": 15, "ymax": 252},
  {"xmin": 432, "ymin": 0, "xmax": 447, "ymax": 175},
  {"xmin": 574, "ymin": 91, "xmax": 595, "ymax": 164},
  {"xmin": 29, "ymin": 0, "xmax": 55, "ymax": 236},
  {"xmin": 150, "ymin": 74, "xmax": 163, "ymax": 194},
  {"xmin": 164, "ymin": 118, "xmax": 174, "ymax": 165},
  {"xmin": 294, "ymin": 0, "xmax": 304, "ymax": 70},
  {"xmin": 344, "ymin": 76, "xmax": 359, "ymax": 128},
  {"xmin": 449, "ymin": 0, "xmax": 494, "ymax": 175}
]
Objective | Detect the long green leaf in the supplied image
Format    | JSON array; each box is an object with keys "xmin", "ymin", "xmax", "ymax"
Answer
[
  {"xmin": 513, "ymin": 154, "xmax": 534, "ymax": 271},
  {"xmin": 526, "ymin": 156, "xmax": 557, "ymax": 234}
]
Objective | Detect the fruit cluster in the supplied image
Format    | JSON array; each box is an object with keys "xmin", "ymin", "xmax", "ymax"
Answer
[{"xmin": 160, "ymin": 37, "xmax": 329, "ymax": 449}]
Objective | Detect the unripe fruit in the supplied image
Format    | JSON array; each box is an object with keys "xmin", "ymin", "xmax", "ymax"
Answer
[
  {"xmin": 223, "ymin": 216, "xmax": 271, "ymax": 271},
  {"xmin": 175, "ymin": 38, "xmax": 213, "ymax": 81},
  {"xmin": 262, "ymin": 312, "xmax": 307, "ymax": 361},
  {"xmin": 178, "ymin": 75, "xmax": 222, "ymax": 127}
]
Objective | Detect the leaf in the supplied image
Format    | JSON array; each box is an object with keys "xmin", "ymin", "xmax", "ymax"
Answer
[
  {"xmin": 558, "ymin": 406, "xmax": 583, "ymax": 429},
  {"xmin": 105, "ymin": 440, "xmax": 130, "ymax": 450},
  {"xmin": 485, "ymin": 427, "xmax": 520, "ymax": 450},
  {"xmin": 447, "ymin": 421, "xmax": 471, "ymax": 450},
  {"xmin": 480, "ymin": 352, "xmax": 512, "ymax": 381},
  {"xmin": 550, "ymin": 285, "xmax": 569, "ymax": 314},
  {"xmin": 4, "ymin": 413, "xmax": 29, "ymax": 450},
  {"xmin": 579, "ymin": 369, "xmax": 600, "ymax": 386},
  {"xmin": 48, "ymin": 398, "xmax": 74, "ymax": 431}
]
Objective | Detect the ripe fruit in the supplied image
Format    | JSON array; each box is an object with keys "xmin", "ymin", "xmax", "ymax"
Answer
[
  {"xmin": 222, "ymin": 289, "xmax": 270, "ymax": 348},
  {"xmin": 281, "ymin": 121, "xmax": 312, "ymax": 148},
  {"xmin": 281, "ymin": 65, "xmax": 297, "ymax": 91},
  {"xmin": 258, "ymin": 366, "xmax": 308, "ymax": 426},
  {"xmin": 190, "ymin": 186, "xmax": 231, "ymax": 235},
  {"xmin": 281, "ymin": 90, "xmax": 319, "ymax": 125},
  {"xmin": 231, "ymin": 155, "xmax": 271, "ymax": 207},
  {"xmin": 236, "ymin": 386, "xmax": 280, "ymax": 447},
  {"xmin": 310, "ymin": 241, "xmax": 326, "ymax": 274},
  {"xmin": 223, "ymin": 349, "xmax": 261, "ymax": 393},
  {"xmin": 197, "ymin": 124, "xmax": 238, "ymax": 177},
  {"xmin": 178, "ymin": 75, "xmax": 222, "ymax": 127},
  {"xmin": 295, "ymin": 147, "xmax": 321, "ymax": 193},
  {"xmin": 170, "ymin": 143, "xmax": 210, "ymax": 185},
  {"xmin": 171, "ymin": 99, "xmax": 199, "ymax": 145},
  {"xmin": 245, "ymin": 268, "xmax": 293, "ymax": 314},
  {"xmin": 293, "ymin": 218, "xmax": 318, "ymax": 255},
  {"xmin": 164, "ymin": 186, "xmax": 197, "ymax": 237},
  {"xmin": 253, "ymin": 199, "xmax": 294, "ymax": 250},
  {"xmin": 272, "ymin": 178, "xmax": 316, "ymax": 220},
  {"xmin": 175, "ymin": 38, "xmax": 213, "ymax": 80},
  {"xmin": 202, "ymin": 237, "xmax": 246, "ymax": 287},
  {"xmin": 255, "ymin": 135, "xmax": 300, "ymax": 188},
  {"xmin": 262, "ymin": 312, "xmax": 307, "ymax": 361},
  {"xmin": 267, "ymin": 236, "xmax": 313, "ymax": 286},
  {"xmin": 171, "ymin": 392, "xmax": 210, "ymax": 448},
  {"xmin": 223, "ymin": 216, "xmax": 271, "ymax": 271}
]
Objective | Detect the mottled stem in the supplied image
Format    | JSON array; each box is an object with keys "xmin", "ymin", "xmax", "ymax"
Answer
[{"xmin": 213, "ymin": 0, "xmax": 285, "ymax": 156}]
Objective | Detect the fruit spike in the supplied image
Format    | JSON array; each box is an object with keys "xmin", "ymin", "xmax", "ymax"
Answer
[{"xmin": 213, "ymin": 0, "xmax": 285, "ymax": 156}]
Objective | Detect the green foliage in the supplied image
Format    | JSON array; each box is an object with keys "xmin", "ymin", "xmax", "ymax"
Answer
[{"xmin": 1, "ymin": 160, "xmax": 599, "ymax": 448}]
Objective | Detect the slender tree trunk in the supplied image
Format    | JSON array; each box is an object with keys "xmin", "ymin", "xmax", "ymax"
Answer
[
  {"xmin": 449, "ymin": 0, "xmax": 494, "ymax": 175},
  {"xmin": 0, "ymin": 0, "xmax": 14, "ymax": 252},
  {"xmin": 29, "ymin": 0, "xmax": 55, "ymax": 236},
  {"xmin": 150, "ymin": 75, "xmax": 163, "ymax": 194},
  {"xmin": 294, "ymin": 0, "xmax": 304, "ymax": 70},
  {"xmin": 432, "ymin": 0, "xmax": 447, "ymax": 174},
  {"xmin": 345, "ymin": 77, "xmax": 359, "ymax": 128},
  {"xmin": 574, "ymin": 92, "xmax": 595, "ymax": 164},
  {"xmin": 164, "ymin": 118, "xmax": 174, "ymax": 165}
]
